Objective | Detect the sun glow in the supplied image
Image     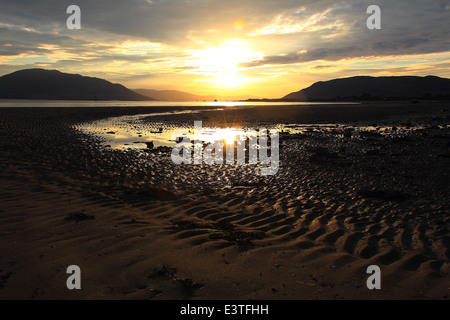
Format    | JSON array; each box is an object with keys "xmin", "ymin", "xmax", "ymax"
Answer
[
  {"xmin": 187, "ymin": 40, "xmax": 263, "ymax": 87},
  {"xmin": 234, "ymin": 19, "xmax": 245, "ymax": 31},
  {"xmin": 203, "ymin": 127, "xmax": 247, "ymax": 145}
]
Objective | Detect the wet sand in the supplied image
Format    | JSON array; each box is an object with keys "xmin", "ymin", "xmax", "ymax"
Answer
[{"xmin": 0, "ymin": 102, "xmax": 449, "ymax": 300}]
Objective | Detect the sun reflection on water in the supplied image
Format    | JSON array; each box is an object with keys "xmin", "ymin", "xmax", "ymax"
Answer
[{"xmin": 77, "ymin": 114, "xmax": 254, "ymax": 150}]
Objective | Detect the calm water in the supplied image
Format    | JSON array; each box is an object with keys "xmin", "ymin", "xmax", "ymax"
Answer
[
  {"xmin": 76, "ymin": 113, "xmax": 349, "ymax": 150},
  {"xmin": 76, "ymin": 114, "xmax": 265, "ymax": 150},
  {"xmin": 76, "ymin": 112, "xmax": 433, "ymax": 151},
  {"xmin": 0, "ymin": 99, "xmax": 362, "ymax": 150},
  {"xmin": 0, "ymin": 99, "xmax": 356, "ymax": 108}
]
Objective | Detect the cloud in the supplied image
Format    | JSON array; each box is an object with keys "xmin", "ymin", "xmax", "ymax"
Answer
[
  {"xmin": 237, "ymin": 0, "xmax": 450, "ymax": 67},
  {"xmin": 242, "ymin": 37, "xmax": 443, "ymax": 68},
  {"xmin": 313, "ymin": 65, "xmax": 338, "ymax": 69},
  {"xmin": 1, "ymin": 1, "xmax": 449, "ymax": 59},
  {"xmin": 0, "ymin": 0, "xmax": 449, "ymax": 96}
]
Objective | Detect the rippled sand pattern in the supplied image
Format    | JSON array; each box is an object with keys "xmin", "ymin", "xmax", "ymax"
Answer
[{"xmin": 0, "ymin": 104, "xmax": 449, "ymax": 299}]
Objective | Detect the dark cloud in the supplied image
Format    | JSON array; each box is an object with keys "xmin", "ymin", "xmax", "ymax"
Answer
[
  {"xmin": 0, "ymin": 0, "xmax": 301, "ymax": 44},
  {"xmin": 242, "ymin": 37, "xmax": 443, "ymax": 68},
  {"xmin": 313, "ymin": 65, "xmax": 338, "ymax": 69},
  {"xmin": 0, "ymin": 0, "xmax": 449, "ymax": 71},
  {"xmin": 237, "ymin": 0, "xmax": 450, "ymax": 67}
]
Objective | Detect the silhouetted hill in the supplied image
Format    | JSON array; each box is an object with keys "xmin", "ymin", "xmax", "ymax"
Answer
[
  {"xmin": 134, "ymin": 88, "xmax": 261, "ymax": 101},
  {"xmin": 283, "ymin": 76, "xmax": 450, "ymax": 101},
  {"xmin": 0, "ymin": 69, "xmax": 152, "ymax": 101}
]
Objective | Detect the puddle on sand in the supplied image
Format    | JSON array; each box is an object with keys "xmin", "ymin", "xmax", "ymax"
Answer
[
  {"xmin": 76, "ymin": 114, "xmax": 266, "ymax": 151},
  {"xmin": 76, "ymin": 114, "xmax": 175, "ymax": 150},
  {"xmin": 76, "ymin": 112, "xmax": 435, "ymax": 151}
]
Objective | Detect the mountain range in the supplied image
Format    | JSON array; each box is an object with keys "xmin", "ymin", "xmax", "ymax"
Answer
[
  {"xmin": 0, "ymin": 69, "xmax": 258, "ymax": 101},
  {"xmin": 0, "ymin": 69, "xmax": 151, "ymax": 101},
  {"xmin": 1, "ymin": 69, "xmax": 449, "ymax": 102},
  {"xmin": 283, "ymin": 75, "xmax": 450, "ymax": 101}
]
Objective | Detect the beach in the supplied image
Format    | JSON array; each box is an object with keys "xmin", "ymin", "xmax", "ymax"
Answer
[{"xmin": 0, "ymin": 102, "xmax": 449, "ymax": 300}]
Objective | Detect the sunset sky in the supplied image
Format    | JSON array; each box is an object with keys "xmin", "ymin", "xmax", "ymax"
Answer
[{"xmin": 0, "ymin": 0, "xmax": 449, "ymax": 98}]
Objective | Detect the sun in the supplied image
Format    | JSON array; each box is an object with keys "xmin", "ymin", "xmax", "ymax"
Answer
[
  {"xmin": 202, "ymin": 127, "xmax": 247, "ymax": 145},
  {"xmin": 234, "ymin": 19, "xmax": 245, "ymax": 31},
  {"xmin": 187, "ymin": 40, "xmax": 263, "ymax": 88},
  {"xmin": 191, "ymin": 41, "xmax": 254, "ymax": 74},
  {"xmin": 218, "ymin": 128, "xmax": 241, "ymax": 145}
]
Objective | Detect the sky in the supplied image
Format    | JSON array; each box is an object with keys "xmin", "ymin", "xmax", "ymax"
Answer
[{"xmin": 0, "ymin": 0, "xmax": 449, "ymax": 98}]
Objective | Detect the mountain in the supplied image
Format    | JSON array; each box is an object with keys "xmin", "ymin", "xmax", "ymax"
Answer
[
  {"xmin": 0, "ymin": 69, "xmax": 152, "ymax": 101},
  {"xmin": 134, "ymin": 88, "xmax": 261, "ymax": 101},
  {"xmin": 283, "ymin": 76, "xmax": 450, "ymax": 101}
]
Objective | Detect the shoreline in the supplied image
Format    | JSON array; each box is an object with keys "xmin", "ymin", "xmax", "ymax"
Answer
[{"xmin": 0, "ymin": 102, "xmax": 449, "ymax": 299}]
